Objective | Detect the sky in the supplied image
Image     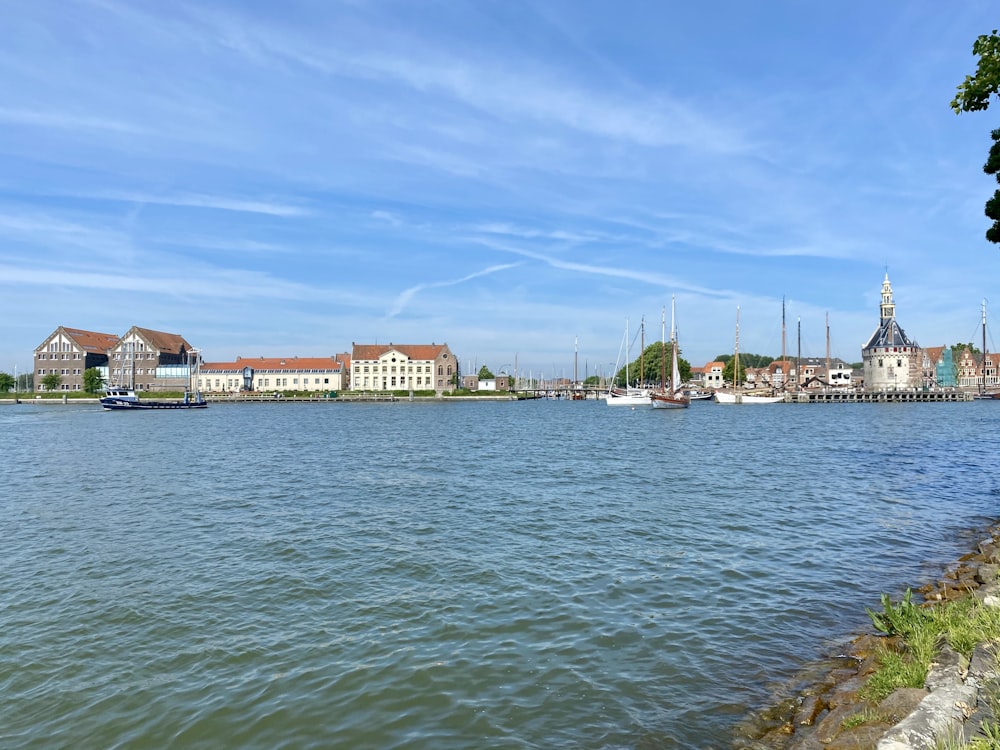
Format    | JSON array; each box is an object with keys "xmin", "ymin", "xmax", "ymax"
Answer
[{"xmin": 2, "ymin": 1, "xmax": 1000, "ymax": 380}]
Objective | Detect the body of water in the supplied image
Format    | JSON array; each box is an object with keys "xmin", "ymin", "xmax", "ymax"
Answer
[{"xmin": 2, "ymin": 399, "xmax": 998, "ymax": 748}]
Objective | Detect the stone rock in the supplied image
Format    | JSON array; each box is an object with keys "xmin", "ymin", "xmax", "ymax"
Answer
[
  {"xmin": 877, "ymin": 687, "xmax": 929, "ymax": 724},
  {"xmin": 814, "ymin": 703, "xmax": 867, "ymax": 744},
  {"xmin": 877, "ymin": 683, "xmax": 978, "ymax": 749},
  {"xmin": 826, "ymin": 723, "xmax": 892, "ymax": 749},
  {"xmin": 975, "ymin": 563, "xmax": 999, "ymax": 585},
  {"xmin": 924, "ymin": 644, "xmax": 966, "ymax": 691}
]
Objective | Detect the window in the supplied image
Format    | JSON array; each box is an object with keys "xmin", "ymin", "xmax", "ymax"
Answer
[{"xmin": 38, "ymin": 369, "xmax": 44, "ymax": 375}]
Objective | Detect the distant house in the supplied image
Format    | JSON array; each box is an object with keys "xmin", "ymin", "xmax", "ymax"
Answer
[
  {"xmin": 464, "ymin": 375, "xmax": 511, "ymax": 392},
  {"xmin": 198, "ymin": 356, "xmax": 347, "ymax": 393},
  {"xmin": 350, "ymin": 342, "xmax": 457, "ymax": 393},
  {"xmin": 955, "ymin": 345, "xmax": 998, "ymax": 391},
  {"xmin": 34, "ymin": 326, "xmax": 120, "ymax": 391},
  {"xmin": 702, "ymin": 361, "xmax": 724, "ymax": 388}
]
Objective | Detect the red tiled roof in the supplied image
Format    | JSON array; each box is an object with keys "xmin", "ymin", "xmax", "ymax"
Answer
[
  {"xmin": 704, "ymin": 361, "xmax": 724, "ymax": 370},
  {"xmin": 352, "ymin": 343, "xmax": 450, "ymax": 361},
  {"xmin": 133, "ymin": 327, "xmax": 192, "ymax": 355},
  {"xmin": 202, "ymin": 357, "xmax": 343, "ymax": 372},
  {"xmin": 60, "ymin": 327, "xmax": 120, "ymax": 352},
  {"xmin": 923, "ymin": 346, "xmax": 945, "ymax": 365}
]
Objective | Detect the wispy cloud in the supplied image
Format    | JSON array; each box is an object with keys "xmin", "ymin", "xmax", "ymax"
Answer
[
  {"xmin": 387, "ymin": 263, "xmax": 523, "ymax": 317},
  {"xmin": 0, "ymin": 106, "xmax": 150, "ymax": 134}
]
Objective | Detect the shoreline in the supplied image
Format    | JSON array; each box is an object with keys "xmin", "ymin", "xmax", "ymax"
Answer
[{"xmin": 734, "ymin": 520, "xmax": 1000, "ymax": 749}]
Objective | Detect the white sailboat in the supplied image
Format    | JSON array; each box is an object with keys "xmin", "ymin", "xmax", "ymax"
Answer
[
  {"xmin": 651, "ymin": 297, "xmax": 689, "ymax": 409},
  {"xmin": 714, "ymin": 307, "xmax": 784, "ymax": 404},
  {"xmin": 605, "ymin": 316, "xmax": 651, "ymax": 406}
]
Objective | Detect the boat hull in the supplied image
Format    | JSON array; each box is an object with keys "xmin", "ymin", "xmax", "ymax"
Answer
[
  {"xmin": 101, "ymin": 397, "xmax": 207, "ymax": 410},
  {"xmin": 604, "ymin": 393, "xmax": 651, "ymax": 406},
  {"xmin": 650, "ymin": 393, "xmax": 689, "ymax": 409},
  {"xmin": 713, "ymin": 392, "xmax": 784, "ymax": 404}
]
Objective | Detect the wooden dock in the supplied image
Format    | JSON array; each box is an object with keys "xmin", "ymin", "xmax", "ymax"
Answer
[{"xmin": 786, "ymin": 390, "xmax": 974, "ymax": 404}]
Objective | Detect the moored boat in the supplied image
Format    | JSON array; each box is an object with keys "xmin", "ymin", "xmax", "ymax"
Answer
[
  {"xmin": 651, "ymin": 298, "xmax": 689, "ymax": 410},
  {"xmin": 101, "ymin": 348, "xmax": 207, "ymax": 411}
]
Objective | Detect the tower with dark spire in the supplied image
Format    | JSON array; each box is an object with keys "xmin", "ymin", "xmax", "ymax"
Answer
[{"xmin": 862, "ymin": 273, "xmax": 921, "ymax": 390}]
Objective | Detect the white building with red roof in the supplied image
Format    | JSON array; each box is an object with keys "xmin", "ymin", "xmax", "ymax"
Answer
[
  {"xmin": 350, "ymin": 342, "xmax": 457, "ymax": 393},
  {"xmin": 197, "ymin": 356, "xmax": 347, "ymax": 394}
]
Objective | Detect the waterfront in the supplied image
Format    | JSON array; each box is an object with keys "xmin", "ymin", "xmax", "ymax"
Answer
[{"xmin": 2, "ymin": 400, "xmax": 998, "ymax": 748}]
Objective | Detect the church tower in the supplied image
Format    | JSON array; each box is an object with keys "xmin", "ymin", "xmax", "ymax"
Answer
[{"xmin": 862, "ymin": 273, "xmax": 921, "ymax": 390}]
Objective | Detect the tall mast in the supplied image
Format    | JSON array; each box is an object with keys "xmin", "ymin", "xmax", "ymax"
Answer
[
  {"xmin": 825, "ymin": 312, "xmax": 831, "ymax": 386},
  {"xmin": 670, "ymin": 295, "xmax": 681, "ymax": 394},
  {"xmin": 625, "ymin": 317, "xmax": 630, "ymax": 388},
  {"xmin": 797, "ymin": 318, "xmax": 801, "ymax": 392},
  {"xmin": 574, "ymin": 336, "xmax": 578, "ymax": 387},
  {"xmin": 983, "ymin": 299, "xmax": 988, "ymax": 394},
  {"xmin": 640, "ymin": 316, "xmax": 645, "ymax": 386},
  {"xmin": 660, "ymin": 307, "xmax": 667, "ymax": 390},
  {"xmin": 781, "ymin": 296, "xmax": 787, "ymax": 367},
  {"xmin": 734, "ymin": 306, "xmax": 741, "ymax": 389}
]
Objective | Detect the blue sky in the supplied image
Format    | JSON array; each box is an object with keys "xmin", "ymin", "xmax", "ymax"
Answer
[{"xmin": 2, "ymin": 1, "xmax": 999, "ymax": 380}]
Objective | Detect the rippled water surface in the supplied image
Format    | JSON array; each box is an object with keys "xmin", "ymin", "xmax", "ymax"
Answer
[{"xmin": 2, "ymin": 399, "xmax": 999, "ymax": 749}]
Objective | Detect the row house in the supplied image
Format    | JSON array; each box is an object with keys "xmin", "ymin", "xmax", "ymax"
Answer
[
  {"xmin": 198, "ymin": 356, "xmax": 348, "ymax": 393},
  {"xmin": 351, "ymin": 342, "xmax": 456, "ymax": 393},
  {"xmin": 745, "ymin": 360, "xmax": 794, "ymax": 390},
  {"xmin": 796, "ymin": 358, "xmax": 854, "ymax": 389},
  {"xmin": 34, "ymin": 327, "xmax": 120, "ymax": 391},
  {"xmin": 34, "ymin": 325, "xmax": 197, "ymax": 392},
  {"xmin": 955, "ymin": 346, "xmax": 999, "ymax": 391}
]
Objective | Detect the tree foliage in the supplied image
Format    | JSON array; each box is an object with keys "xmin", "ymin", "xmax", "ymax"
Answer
[
  {"xmin": 951, "ymin": 30, "xmax": 1000, "ymax": 114},
  {"xmin": 0, "ymin": 372, "xmax": 14, "ymax": 392},
  {"xmin": 83, "ymin": 367, "xmax": 104, "ymax": 393},
  {"xmin": 953, "ymin": 30, "xmax": 1000, "ymax": 244},
  {"xmin": 41, "ymin": 372, "xmax": 62, "ymax": 391},
  {"xmin": 477, "ymin": 365, "xmax": 494, "ymax": 380},
  {"xmin": 614, "ymin": 342, "xmax": 691, "ymax": 386},
  {"xmin": 952, "ymin": 342, "xmax": 982, "ymax": 356}
]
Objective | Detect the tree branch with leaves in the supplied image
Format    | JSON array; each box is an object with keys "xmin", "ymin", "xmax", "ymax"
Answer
[{"xmin": 953, "ymin": 29, "xmax": 1000, "ymax": 244}]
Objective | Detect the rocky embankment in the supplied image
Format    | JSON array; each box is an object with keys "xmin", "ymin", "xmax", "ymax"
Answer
[{"xmin": 733, "ymin": 525, "xmax": 1000, "ymax": 750}]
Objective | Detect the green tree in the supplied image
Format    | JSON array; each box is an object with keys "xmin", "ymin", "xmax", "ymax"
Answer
[
  {"xmin": 41, "ymin": 372, "xmax": 62, "ymax": 392},
  {"xmin": 722, "ymin": 357, "xmax": 746, "ymax": 386},
  {"xmin": 583, "ymin": 375, "xmax": 601, "ymax": 386},
  {"xmin": 952, "ymin": 342, "xmax": 981, "ymax": 356},
  {"xmin": 0, "ymin": 372, "xmax": 14, "ymax": 393},
  {"xmin": 618, "ymin": 342, "xmax": 692, "ymax": 387},
  {"xmin": 477, "ymin": 365, "xmax": 495, "ymax": 379},
  {"xmin": 83, "ymin": 367, "xmax": 104, "ymax": 393},
  {"xmin": 951, "ymin": 30, "xmax": 1000, "ymax": 114},
  {"xmin": 952, "ymin": 30, "xmax": 1000, "ymax": 243}
]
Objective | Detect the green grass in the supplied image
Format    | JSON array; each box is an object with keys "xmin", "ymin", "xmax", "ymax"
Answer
[{"xmin": 860, "ymin": 585, "xmax": 1000, "ymax": 710}]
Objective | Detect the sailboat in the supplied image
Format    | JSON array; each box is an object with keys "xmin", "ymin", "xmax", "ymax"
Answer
[
  {"xmin": 605, "ymin": 317, "xmax": 651, "ymax": 406},
  {"xmin": 975, "ymin": 299, "xmax": 1000, "ymax": 399},
  {"xmin": 651, "ymin": 297, "xmax": 689, "ymax": 409},
  {"xmin": 714, "ymin": 307, "xmax": 784, "ymax": 404}
]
